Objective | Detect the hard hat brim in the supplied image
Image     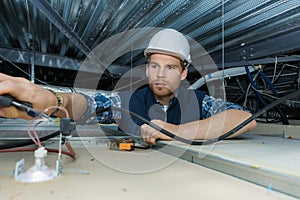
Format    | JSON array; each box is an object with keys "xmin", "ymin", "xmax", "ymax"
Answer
[{"xmin": 144, "ymin": 48, "xmax": 191, "ymax": 64}]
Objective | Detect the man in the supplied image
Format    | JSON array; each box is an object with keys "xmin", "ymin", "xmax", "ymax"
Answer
[{"xmin": 0, "ymin": 29, "xmax": 257, "ymax": 145}]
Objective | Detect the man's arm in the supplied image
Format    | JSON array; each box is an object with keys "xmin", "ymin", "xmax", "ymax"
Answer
[
  {"xmin": 0, "ymin": 73, "xmax": 87, "ymax": 120},
  {"xmin": 50, "ymin": 92, "xmax": 88, "ymax": 120},
  {"xmin": 141, "ymin": 109, "xmax": 257, "ymax": 145}
]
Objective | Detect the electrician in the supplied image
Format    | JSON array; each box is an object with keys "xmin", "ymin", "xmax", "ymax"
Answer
[{"xmin": 0, "ymin": 29, "xmax": 256, "ymax": 145}]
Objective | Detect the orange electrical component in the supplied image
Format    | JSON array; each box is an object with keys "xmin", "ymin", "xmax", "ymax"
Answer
[
  {"xmin": 107, "ymin": 138, "xmax": 135, "ymax": 151},
  {"xmin": 119, "ymin": 142, "xmax": 134, "ymax": 151}
]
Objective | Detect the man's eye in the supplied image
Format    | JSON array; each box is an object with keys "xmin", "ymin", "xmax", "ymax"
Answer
[{"xmin": 150, "ymin": 64, "xmax": 158, "ymax": 69}]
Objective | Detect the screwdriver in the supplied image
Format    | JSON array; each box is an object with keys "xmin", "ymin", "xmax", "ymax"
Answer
[{"xmin": 0, "ymin": 94, "xmax": 51, "ymax": 119}]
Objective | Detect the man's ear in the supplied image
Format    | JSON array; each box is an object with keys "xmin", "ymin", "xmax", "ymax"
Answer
[{"xmin": 181, "ymin": 67, "xmax": 188, "ymax": 80}]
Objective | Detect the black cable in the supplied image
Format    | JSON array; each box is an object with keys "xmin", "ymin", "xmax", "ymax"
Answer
[
  {"xmin": 108, "ymin": 90, "xmax": 300, "ymax": 145},
  {"xmin": 0, "ymin": 131, "xmax": 60, "ymax": 149},
  {"xmin": 264, "ymin": 97, "xmax": 289, "ymax": 125},
  {"xmin": 244, "ymin": 64, "xmax": 289, "ymax": 124},
  {"xmin": 1, "ymin": 90, "xmax": 299, "ymax": 149}
]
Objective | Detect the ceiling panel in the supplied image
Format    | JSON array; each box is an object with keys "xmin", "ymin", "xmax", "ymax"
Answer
[{"xmin": 0, "ymin": 0, "xmax": 299, "ymax": 88}]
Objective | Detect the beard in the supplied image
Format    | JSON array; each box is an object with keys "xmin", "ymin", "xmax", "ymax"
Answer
[{"xmin": 149, "ymin": 83, "xmax": 175, "ymax": 99}]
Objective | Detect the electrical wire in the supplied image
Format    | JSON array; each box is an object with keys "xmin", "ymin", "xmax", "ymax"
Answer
[
  {"xmin": 0, "ymin": 131, "xmax": 60, "ymax": 149},
  {"xmin": 273, "ymin": 63, "xmax": 299, "ymax": 84},
  {"xmin": 0, "ymin": 55, "xmax": 298, "ymax": 147},
  {"xmin": 0, "ymin": 55, "xmax": 50, "ymax": 86},
  {"xmin": 245, "ymin": 65, "xmax": 289, "ymax": 124},
  {"xmin": 26, "ymin": 105, "xmax": 70, "ymax": 148},
  {"xmin": 245, "ymin": 66, "xmax": 268, "ymax": 106},
  {"xmin": 1, "ymin": 90, "xmax": 299, "ymax": 148},
  {"xmin": 258, "ymin": 70, "xmax": 279, "ymax": 98},
  {"xmin": 0, "ymin": 105, "xmax": 76, "ymax": 161},
  {"xmin": 221, "ymin": 0, "xmax": 226, "ymax": 100},
  {"xmin": 0, "ymin": 131, "xmax": 76, "ymax": 158},
  {"xmin": 0, "ymin": 147, "xmax": 75, "ymax": 159},
  {"xmin": 0, "ymin": 54, "xmax": 73, "ymax": 93},
  {"xmin": 100, "ymin": 89, "xmax": 300, "ymax": 145}
]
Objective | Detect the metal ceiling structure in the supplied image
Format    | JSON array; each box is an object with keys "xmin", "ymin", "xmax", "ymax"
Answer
[{"xmin": 0, "ymin": 0, "xmax": 300, "ymax": 89}]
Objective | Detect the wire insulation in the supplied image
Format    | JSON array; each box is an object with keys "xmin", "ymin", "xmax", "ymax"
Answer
[
  {"xmin": 109, "ymin": 90, "xmax": 300, "ymax": 145},
  {"xmin": 1, "ymin": 91, "xmax": 299, "ymax": 149}
]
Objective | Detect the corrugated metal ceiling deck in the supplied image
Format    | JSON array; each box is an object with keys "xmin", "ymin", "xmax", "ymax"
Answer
[{"xmin": 0, "ymin": 0, "xmax": 300, "ymax": 88}]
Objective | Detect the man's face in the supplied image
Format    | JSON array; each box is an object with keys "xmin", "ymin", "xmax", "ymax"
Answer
[{"xmin": 146, "ymin": 53, "xmax": 188, "ymax": 101}]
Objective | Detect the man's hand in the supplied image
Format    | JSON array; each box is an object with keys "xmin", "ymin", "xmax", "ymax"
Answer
[
  {"xmin": 140, "ymin": 119, "xmax": 177, "ymax": 145},
  {"xmin": 140, "ymin": 109, "xmax": 258, "ymax": 146},
  {"xmin": 0, "ymin": 73, "xmax": 57, "ymax": 119}
]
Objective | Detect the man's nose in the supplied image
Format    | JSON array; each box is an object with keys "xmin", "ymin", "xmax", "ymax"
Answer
[{"xmin": 157, "ymin": 67, "xmax": 166, "ymax": 77}]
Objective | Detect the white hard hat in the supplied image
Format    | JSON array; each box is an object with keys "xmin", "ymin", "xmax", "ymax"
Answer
[{"xmin": 144, "ymin": 29, "xmax": 191, "ymax": 66}]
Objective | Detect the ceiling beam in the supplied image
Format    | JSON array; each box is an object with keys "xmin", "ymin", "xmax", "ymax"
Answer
[{"xmin": 28, "ymin": 0, "xmax": 91, "ymax": 56}]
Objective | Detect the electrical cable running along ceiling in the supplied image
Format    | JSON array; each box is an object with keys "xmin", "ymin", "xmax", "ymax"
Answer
[{"xmin": 0, "ymin": 0, "xmax": 300, "ymax": 89}]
